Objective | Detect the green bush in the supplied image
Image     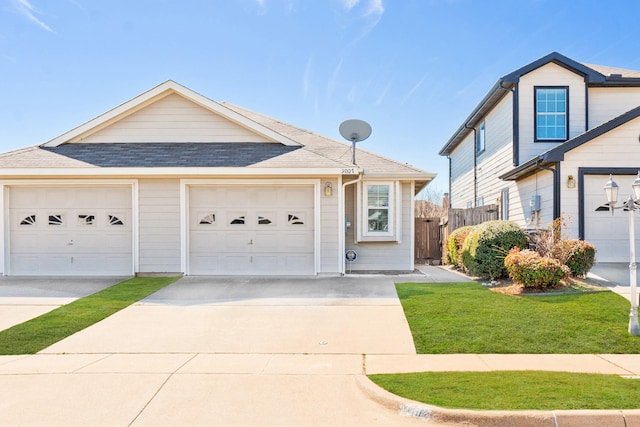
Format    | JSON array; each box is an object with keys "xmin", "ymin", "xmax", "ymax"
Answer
[
  {"xmin": 446, "ymin": 226, "xmax": 475, "ymax": 268},
  {"xmin": 461, "ymin": 220, "xmax": 529, "ymax": 279},
  {"xmin": 553, "ymin": 239, "xmax": 596, "ymax": 277},
  {"xmin": 504, "ymin": 247, "xmax": 570, "ymax": 288}
]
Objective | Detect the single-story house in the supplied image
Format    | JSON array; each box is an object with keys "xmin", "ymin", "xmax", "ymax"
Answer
[
  {"xmin": 0, "ymin": 81, "xmax": 434, "ymax": 276},
  {"xmin": 439, "ymin": 51, "xmax": 640, "ymax": 262}
]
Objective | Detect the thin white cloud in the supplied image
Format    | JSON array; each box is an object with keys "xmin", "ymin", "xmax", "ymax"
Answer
[
  {"xmin": 13, "ymin": 0, "xmax": 55, "ymax": 33},
  {"xmin": 375, "ymin": 81, "xmax": 391, "ymax": 106},
  {"xmin": 327, "ymin": 58, "xmax": 343, "ymax": 100},
  {"xmin": 364, "ymin": 0, "xmax": 383, "ymax": 17},
  {"xmin": 303, "ymin": 56, "xmax": 313, "ymax": 97},
  {"xmin": 401, "ymin": 76, "xmax": 425, "ymax": 105},
  {"xmin": 342, "ymin": 0, "xmax": 360, "ymax": 11}
]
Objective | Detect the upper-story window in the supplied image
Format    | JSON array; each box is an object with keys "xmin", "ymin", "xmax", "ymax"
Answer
[
  {"xmin": 535, "ymin": 87, "xmax": 568, "ymax": 141},
  {"xmin": 476, "ymin": 122, "xmax": 485, "ymax": 154}
]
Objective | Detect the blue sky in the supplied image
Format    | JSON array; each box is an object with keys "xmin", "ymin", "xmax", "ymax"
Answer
[{"xmin": 2, "ymin": 0, "xmax": 640, "ymax": 194}]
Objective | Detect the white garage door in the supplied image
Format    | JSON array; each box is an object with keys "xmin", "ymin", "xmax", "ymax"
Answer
[
  {"xmin": 583, "ymin": 174, "xmax": 640, "ymax": 262},
  {"xmin": 189, "ymin": 185, "xmax": 315, "ymax": 275},
  {"xmin": 8, "ymin": 186, "xmax": 133, "ymax": 275}
]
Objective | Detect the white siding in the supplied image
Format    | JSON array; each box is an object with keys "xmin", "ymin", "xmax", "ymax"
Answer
[
  {"xmin": 74, "ymin": 93, "xmax": 272, "ymax": 144},
  {"xmin": 509, "ymin": 171, "xmax": 554, "ymax": 230},
  {"xmin": 449, "ymin": 93, "xmax": 513, "ymax": 210},
  {"xmin": 320, "ymin": 179, "xmax": 340, "ymax": 274},
  {"xmin": 449, "ymin": 132, "xmax": 475, "ymax": 208},
  {"xmin": 518, "ymin": 63, "xmax": 586, "ymax": 163},
  {"xmin": 344, "ymin": 182, "xmax": 413, "ymax": 271},
  {"xmin": 138, "ymin": 179, "xmax": 182, "ymax": 273},
  {"xmin": 560, "ymin": 115, "xmax": 640, "ymax": 243},
  {"xmin": 589, "ymin": 87, "xmax": 640, "ymax": 129}
]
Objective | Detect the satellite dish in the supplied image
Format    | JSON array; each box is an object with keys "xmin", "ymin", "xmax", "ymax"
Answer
[{"xmin": 339, "ymin": 119, "xmax": 372, "ymax": 165}]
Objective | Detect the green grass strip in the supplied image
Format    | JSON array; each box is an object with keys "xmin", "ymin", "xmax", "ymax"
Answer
[
  {"xmin": 397, "ymin": 282, "xmax": 640, "ymax": 354},
  {"xmin": 369, "ymin": 371, "xmax": 640, "ymax": 410},
  {"xmin": 0, "ymin": 276, "xmax": 180, "ymax": 355}
]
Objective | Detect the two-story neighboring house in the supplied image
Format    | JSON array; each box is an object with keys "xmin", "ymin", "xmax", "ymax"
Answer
[{"xmin": 439, "ymin": 52, "xmax": 640, "ymax": 262}]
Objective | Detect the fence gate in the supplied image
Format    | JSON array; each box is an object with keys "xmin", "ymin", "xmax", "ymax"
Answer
[{"xmin": 414, "ymin": 217, "xmax": 442, "ymax": 264}]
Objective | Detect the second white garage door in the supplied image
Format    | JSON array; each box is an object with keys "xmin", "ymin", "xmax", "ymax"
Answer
[
  {"xmin": 583, "ymin": 174, "xmax": 640, "ymax": 262},
  {"xmin": 188, "ymin": 185, "xmax": 315, "ymax": 275}
]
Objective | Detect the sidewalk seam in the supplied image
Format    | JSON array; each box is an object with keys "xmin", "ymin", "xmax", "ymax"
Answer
[{"xmin": 127, "ymin": 353, "xmax": 199, "ymax": 426}]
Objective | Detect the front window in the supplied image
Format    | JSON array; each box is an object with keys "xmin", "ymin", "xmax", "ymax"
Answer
[
  {"xmin": 359, "ymin": 181, "xmax": 397, "ymax": 240},
  {"xmin": 535, "ymin": 87, "xmax": 568, "ymax": 141},
  {"xmin": 367, "ymin": 184, "xmax": 389, "ymax": 233}
]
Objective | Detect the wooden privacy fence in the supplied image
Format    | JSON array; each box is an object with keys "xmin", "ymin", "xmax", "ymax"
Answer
[
  {"xmin": 414, "ymin": 217, "xmax": 442, "ymax": 264},
  {"xmin": 447, "ymin": 205, "xmax": 499, "ymax": 232}
]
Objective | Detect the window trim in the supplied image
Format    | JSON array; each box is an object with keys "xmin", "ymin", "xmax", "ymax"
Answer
[
  {"xmin": 534, "ymin": 86, "xmax": 569, "ymax": 142},
  {"xmin": 476, "ymin": 121, "xmax": 486, "ymax": 155},
  {"xmin": 356, "ymin": 181, "xmax": 400, "ymax": 241}
]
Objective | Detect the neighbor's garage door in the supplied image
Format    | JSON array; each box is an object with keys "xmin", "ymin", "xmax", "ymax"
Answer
[
  {"xmin": 8, "ymin": 186, "xmax": 133, "ymax": 275},
  {"xmin": 583, "ymin": 174, "xmax": 640, "ymax": 262},
  {"xmin": 189, "ymin": 185, "xmax": 315, "ymax": 275}
]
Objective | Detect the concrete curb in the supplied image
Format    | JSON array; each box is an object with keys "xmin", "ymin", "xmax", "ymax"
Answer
[{"xmin": 355, "ymin": 375, "xmax": 640, "ymax": 427}]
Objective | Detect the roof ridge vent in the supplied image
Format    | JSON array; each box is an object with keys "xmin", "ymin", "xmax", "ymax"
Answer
[{"xmin": 609, "ymin": 73, "xmax": 623, "ymax": 78}]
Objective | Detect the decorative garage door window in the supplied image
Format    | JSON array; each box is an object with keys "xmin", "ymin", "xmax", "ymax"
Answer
[
  {"xmin": 48, "ymin": 214, "xmax": 64, "ymax": 226},
  {"xmin": 199, "ymin": 213, "xmax": 216, "ymax": 225},
  {"xmin": 20, "ymin": 215, "xmax": 36, "ymax": 226},
  {"xmin": 78, "ymin": 214, "xmax": 95, "ymax": 226},
  {"xmin": 258, "ymin": 215, "xmax": 272, "ymax": 225},
  {"xmin": 287, "ymin": 214, "xmax": 304, "ymax": 225},
  {"xmin": 230, "ymin": 216, "xmax": 245, "ymax": 225},
  {"xmin": 108, "ymin": 215, "xmax": 124, "ymax": 226}
]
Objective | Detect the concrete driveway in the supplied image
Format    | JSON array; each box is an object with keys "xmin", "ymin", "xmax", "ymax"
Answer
[
  {"xmin": 42, "ymin": 276, "xmax": 417, "ymax": 355},
  {"xmin": 0, "ymin": 273, "xmax": 453, "ymax": 426}
]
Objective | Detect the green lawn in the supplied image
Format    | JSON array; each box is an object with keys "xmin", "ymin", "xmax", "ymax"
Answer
[
  {"xmin": 0, "ymin": 276, "xmax": 180, "ymax": 355},
  {"xmin": 369, "ymin": 371, "xmax": 640, "ymax": 410},
  {"xmin": 396, "ymin": 282, "xmax": 640, "ymax": 354}
]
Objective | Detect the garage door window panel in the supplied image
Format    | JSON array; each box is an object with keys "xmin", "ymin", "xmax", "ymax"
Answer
[
  {"xmin": 199, "ymin": 213, "xmax": 216, "ymax": 225},
  {"xmin": 48, "ymin": 214, "xmax": 64, "ymax": 226},
  {"xmin": 77, "ymin": 214, "xmax": 96, "ymax": 226},
  {"xmin": 108, "ymin": 215, "xmax": 125, "ymax": 226},
  {"xmin": 287, "ymin": 214, "xmax": 305, "ymax": 225},
  {"xmin": 20, "ymin": 215, "xmax": 36, "ymax": 226}
]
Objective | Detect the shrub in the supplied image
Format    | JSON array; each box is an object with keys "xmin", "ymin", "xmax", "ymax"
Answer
[
  {"xmin": 504, "ymin": 247, "xmax": 570, "ymax": 288},
  {"xmin": 553, "ymin": 239, "xmax": 596, "ymax": 277},
  {"xmin": 461, "ymin": 220, "xmax": 529, "ymax": 279},
  {"xmin": 446, "ymin": 226, "xmax": 475, "ymax": 268}
]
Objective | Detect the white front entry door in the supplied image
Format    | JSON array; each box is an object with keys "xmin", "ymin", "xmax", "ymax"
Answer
[
  {"xmin": 8, "ymin": 186, "xmax": 133, "ymax": 275},
  {"xmin": 188, "ymin": 185, "xmax": 315, "ymax": 275}
]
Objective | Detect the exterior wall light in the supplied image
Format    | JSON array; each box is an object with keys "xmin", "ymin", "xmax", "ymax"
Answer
[
  {"xmin": 324, "ymin": 182, "xmax": 333, "ymax": 197},
  {"xmin": 567, "ymin": 175, "xmax": 576, "ymax": 188}
]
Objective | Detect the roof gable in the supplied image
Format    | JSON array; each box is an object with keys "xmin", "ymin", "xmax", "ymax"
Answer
[
  {"xmin": 502, "ymin": 51, "xmax": 606, "ymax": 84},
  {"xmin": 43, "ymin": 80, "xmax": 301, "ymax": 147}
]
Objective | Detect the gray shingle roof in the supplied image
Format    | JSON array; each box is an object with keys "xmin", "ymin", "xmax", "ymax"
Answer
[{"xmin": 40, "ymin": 142, "xmax": 300, "ymax": 167}]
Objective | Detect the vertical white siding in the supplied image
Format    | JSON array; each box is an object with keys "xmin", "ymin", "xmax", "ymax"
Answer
[
  {"xmin": 138, "ymin": 179, "xmax": 182, "ymax": 273},
  {"xmin": 589, "ymin": 87, "xmax": 640, "ymax": 128},
  {"xmin": 344, "ymin": 182, "xmax": 413, "ymax": 271},
  {"xmin": 75, "ymin": 93, "xmax": 272, "ymax": 143},
  {"xmin": 518, "ymin": 63, "xmax": 586, "ymax": 162},
  {"xmin": 320, "ymin": 178, "xmax": 340, "ymax": 274}
]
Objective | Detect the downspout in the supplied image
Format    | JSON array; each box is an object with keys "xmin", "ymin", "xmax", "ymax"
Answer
[
  {"xmin": 464, "ymin": 124, "xmax": 477, "ymax": 207},
  {"xmin": 535, "ymin": 161, "xmax": 561, "ymax": 220},
  {"xmin": 447, "ymin": 156, "xmax": 452, "ymax": 208},
  {"xmin": 341, "ymin": 171, "xmax": 364, "ymax": 275}
]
